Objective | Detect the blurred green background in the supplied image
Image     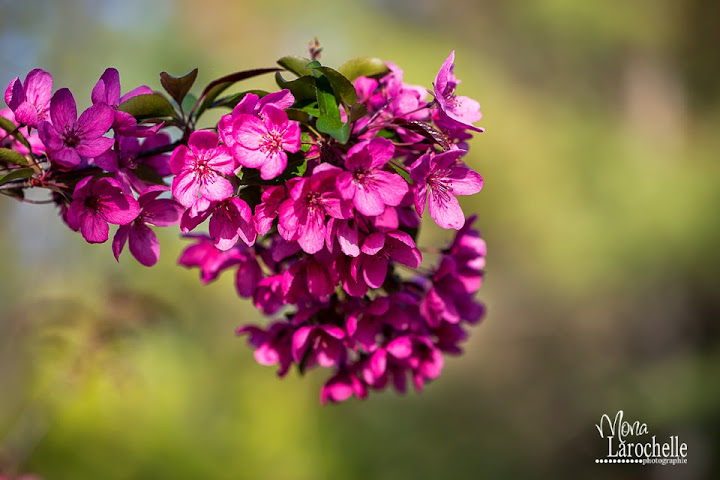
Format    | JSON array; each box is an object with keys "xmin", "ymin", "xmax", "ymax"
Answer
[{"xmin": 1, "ymin": 0, "xmax": 719, "ymax": 478}]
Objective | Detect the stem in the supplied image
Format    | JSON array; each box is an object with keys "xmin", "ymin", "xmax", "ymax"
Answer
[
  {"xmin": 136, "ymin": 139, "xmax": 184, "ymax": 159},
  {"xmin": 0, "ymin": 180, "xmax": 32, "ymax": 191}
]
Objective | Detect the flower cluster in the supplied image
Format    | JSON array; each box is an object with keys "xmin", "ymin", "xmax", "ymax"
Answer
[{"xmin": 0, "ymin": 49, "xmax": 486, "ymax": 403}]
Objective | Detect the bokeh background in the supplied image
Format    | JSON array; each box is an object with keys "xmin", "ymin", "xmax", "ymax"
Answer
[{"xmin": 1, "ymin": 0, "xmax": 719, "ymax": 479}]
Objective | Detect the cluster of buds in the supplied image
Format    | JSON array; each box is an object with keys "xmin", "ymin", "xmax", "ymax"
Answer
[{"xmin": 0, "ymin": 48, "xmax": 486, "ymax": 403}]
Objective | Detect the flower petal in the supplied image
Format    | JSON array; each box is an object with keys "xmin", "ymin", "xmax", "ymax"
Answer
[{"xmin": 128, "ymin": 222, "xmax": 160, "ymax": 266}]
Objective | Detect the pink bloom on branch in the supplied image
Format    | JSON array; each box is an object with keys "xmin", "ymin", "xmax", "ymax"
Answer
[
  {"xmin": 170, "ymin": 130, "xmax": 235, "ymax": 207},
  {"xmin": 278, "ymin": 164, "xmax": 352, "ymax": 254},
  {"xmin": 237, "ymin": 322, "xmax": 295, "ymax": 377},
  {"xmin": 38, "ymin": 88, "xmax": 115, "ymax": 170},
  {"xmin": 0, "ymin": 108, "xmax": 45, "ymax": 155},
  {"xmin": 410, "ymin": 149, "xmax": 483, "ymax": 230},
  {"xmin": 321, "ymin": 369, "xmax": 368, "ymax": 405},
  {"xmin": 229, "ymin": 104, "xmax": 301, "ymax": 180},
  {"xmin": 66, "ymin": 176, "xmax": 140, "ymax": 243},
  {"xmin": 180, "ymin": 197, "xmax": 257, "ymax": 251},
  {"xmin": 218, "ymin": 90, "xmax": 294, "ymax": 149},
  {"xmin": 433, "ymin": 51, "xmax": 484, "ymax": 132},
  {"xmin": 4, "ymin": 68, "xmax": 53, "ymax": 128},
  {"xmin": 112, "ymin": 185, "xmax": 184, "ymax": 266},
  {"xmin": 335, "ymin": 138, "xmax": 408, "ymax": 217},
  {"xmin": 253, "ymin": 185, "xmax": 286, "ymax": 236},
  {"xmin": 292, "ymin": 324, "xmax": 347, "ymax": 369},
  {"xmin": 350, "ymin": 230, "xmax": 422, "ymax": 289},
  {"xmin": 92, "ymin": 67, "xmax": 159, "ymax": 137}
]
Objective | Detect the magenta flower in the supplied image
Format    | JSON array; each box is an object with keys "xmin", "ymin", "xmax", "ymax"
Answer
[
  {"xmin": 178, "ymin": 234, "xmax": 252, "ymax": 284},
  {"xmin": 253, "ymin": 185, "xmax": 286, "ymax": 236},
  {"xmin": 321, "ymin": 369, "xmax": 368, "ymax": 405},
  {"xmin": 180, "ymin": 197, "xmax": 256, "ymax": 251},
  {"xmin": 170, "ymin": 130, "xmax": 235, "ymax": 207},
  {"xmin": 409, "ymin": 149, "xmax": 483, "ymax": 230},
  {"xmin": 433, "ymin": 51, "xmax": 484, "ymax": 132},
  {"xmin": 95, "ymin": 133, "xmax": 173, "ymax": 193},
  {"xmin": 112, "ymin": 186, "xmax": 184, "ymax": 266},
  {"xmin": 66, "ymin": 176, "xmax": 140, "ymax": 243},
  {"xmin": 350, "ymin": 230, "xmax": 422, "ymax": 289},
  {"xmin": 335, "ymin": 138, "xmax": 408, "ymax": 217},
  {"xmin": 237, "ymin": 322, "xmax": 295, "ymax": 377},
  {"xmin": 229, "ymin": 104, "xmax": 301, "ymax": 180},
  {"xmin": 91, "ymin": 68, "xmax": 158, "ymax": 137},
  {"xmin": 292, "ymin": 324, "xmax": 346, "ymax": 369},
  {"xmin": 0, "ymin": 108, "xmax": 45, "ymax": 155},
  {"xmin": 38, "ymin": 88, "xmax": 115, "ymax": 170},
  {"xmin": 218, "ymin": 90, "xmax": 294, "ymax": 149},
  {"xmin": 278, "ymin": 164, "xmax": 352, "ymax": 254},
  {"xmin": 447, "ymin": 215, "xmax": 486, "ymax": 293},
  {"xmin": 4, "ymin": 68, "xmax": 53, "ymax": 128}
]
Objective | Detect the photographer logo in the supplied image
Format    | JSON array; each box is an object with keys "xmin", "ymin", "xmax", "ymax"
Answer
[{"xmin": 595, "ymin": 410, "xmax": 688, "ymax": 465}]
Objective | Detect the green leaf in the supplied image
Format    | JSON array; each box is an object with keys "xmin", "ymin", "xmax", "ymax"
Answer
[
  {"xmin": 274, "ymin": 73, "xmax": 316, "ymax": 102},
  {"xmin": 181, "ymin": 93, "xmax": 198, "ymax": 114},
  {"xmin": 0, "ymin": 167, "xmax": 33, "ymax": 186},
  {"xmin": 393, "ymin": 119, "xmax": 452, "ymax": 151},
  {"xmin": 300, "ymin": 132, "xmax": 313, "ymax": 153},
  {"xmin": 285, "ymin": 108, "xmax": 311, "ymax": 124},
  {"xmin": 292, "ymin": 158, "xmax": 308, "ymax": 177},
  {"xmin": 389, "ymin": 161, "xmax": 413, "ymax": 185},
  {"xmin": 0, "ymin": 147, "xmax": 29, "ymax": 166},
  {"xmin": 316, "ymin": 116, "xmax": 350, "ymax": 144},
  {"xmin": 118, "ymin": 93, "xmax": 176, "ymax": 120},
  {"xmin": 277, "ymin": 56, "xmax": 313, "ymax": 77},
  {"xmin": 337, "ymin": 56, "xmax": 389, "ymax": 81},
  {"xmin": 0, "ymin": 117, "xmax": 32, "ymax": 150},
  {"xmin": 195, "ymin": 68, "xmax": 281, "ymax": 117},
  {"xmin": 312, "ymin": 68, "xmax": 352, "ymax": 144},
  {"xmin": 160, "ymin": 68, "xmax": 198, "ymax": 106},
  {"xmin": 296, "ymin": 104, "xmax": 321, "ymax": 117},
  {"xmin": 306, "ymin": 63, "xmax": 357, "ymax": 106},
  {"xmin": 314, "ymin": 73, "xmax": 340, "ymax": 120}
]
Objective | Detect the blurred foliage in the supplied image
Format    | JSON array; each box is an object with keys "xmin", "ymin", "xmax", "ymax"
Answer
[{"xmin": 1, "ymin": 0, "xmax": 719, "ymax": 479}]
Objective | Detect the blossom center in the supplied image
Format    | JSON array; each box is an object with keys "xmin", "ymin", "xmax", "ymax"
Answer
[
  {"xmin": 83, "ymin": 194, "xmax": 101, "ymax": 212},
  {"xmin": 63, "ymin": 127, "xmax": 81, "ymax": 147},
  {"xmin": 427, "ymin": 170, "xmax": 452, "ymax": 201},
  {"xmin": 353, "ymin": 167, "xmax": 372, "ymax": 186},
  {"xmin": 260, "ymin": 130, "xmax": 283, "ymax": 154}
]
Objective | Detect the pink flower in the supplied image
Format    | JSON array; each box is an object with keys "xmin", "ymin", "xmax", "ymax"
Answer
[
  {"xmin": 180, "ymin": 197, "xmax": 256, "ymax": 251},
  {"xmin": 178, "ymin": 234, "xmax": 253, "ymax": 285},
  {"xmin": 4, "ymin": 68, "xmax": 53, "ymax": 128},
  {"xmin": 350, "ymin": 230, "xmax": 422, "ymax": 289},
  {"xmin": 218, "ymin": 90, "xmax": 294, "ymax": 149},
  {"xmin": 253, "ymin": 185, "xmax": 286, "ymax": 236},
  {"xmin": 447, "ymin": 215, "xmax": 486, "ymax": 293},
  {"xmin": 94, "ymin": 133, "xmax": 173, "ymax": 193},
  {"xmin": 292, "ymin": 324, "xmax": 346, "ymax": 369},
  {"xmin": 170, "ymin": 130, "xmax": 235, "ymax": 207},
  {"xmin": 91, "ymin": 67, "xmax": 158, "ymax": 137},
  {"xmin": 278, "ymin": 164, "xmax": 352, "ymax": 254},
  {"xmin": 0, "ymin": 108, "xmax": 45, "ymax": 155},
  {"xmin": 433, "ymin": 51, "xmax": 484, "ymax": 132},
  {"xmin": 335, "ymin": 138, "xmax": 408, "ymax": 216},
  {"xmin": 321, "ymin": 369, "xmax": 368, "ymax": 405},
  {"xmin": 237, "ymin": 322, "xmax": 295, "ymax": 377},
  {"xmin": 112, "ymin": 186, "xmax": 183, "ymax": 266},
  {"xmin": 228, "ymin": 104, "xmax": 301, "ymax": 180},
  {"xmin": 409, "ymin": 149, "xmax": 483, "ymax": 230},
  {"xmin": 66, "ymin": 176, "xmax": 140, "ymax": 243},
  {"xmin": 38, "ymin": 88, "xmax": 115, "ymax": 169}
]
